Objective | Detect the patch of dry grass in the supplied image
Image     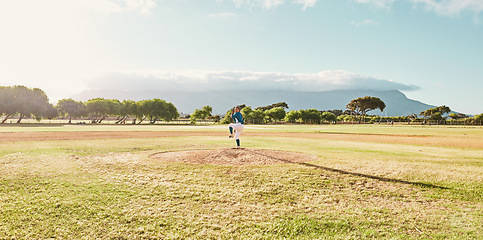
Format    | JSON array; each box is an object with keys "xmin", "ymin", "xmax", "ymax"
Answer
[{"xmin": 0, "ymin": 126, "xmax": 482, "ymax": 239}]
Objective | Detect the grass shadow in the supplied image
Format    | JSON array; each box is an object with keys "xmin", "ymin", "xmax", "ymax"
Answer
[{"xmin": 248, "ymin": 149, "xmax": 450, "ymax": 190}]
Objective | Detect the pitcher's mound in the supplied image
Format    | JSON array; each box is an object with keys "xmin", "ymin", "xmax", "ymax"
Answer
[{"xmin": 150, "ymin": 148, "xmax": 318, "ymax": 166}]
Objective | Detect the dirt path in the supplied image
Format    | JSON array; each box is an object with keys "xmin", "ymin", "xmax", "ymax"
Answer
[{"xmin": 0, "ymin": 131, "xmax": 481, "ymax": 149}]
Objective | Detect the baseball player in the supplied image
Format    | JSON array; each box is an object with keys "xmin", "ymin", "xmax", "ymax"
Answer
[{"xmin": 228, "ymin": 106, "xmax": 244, "ymax": 148}]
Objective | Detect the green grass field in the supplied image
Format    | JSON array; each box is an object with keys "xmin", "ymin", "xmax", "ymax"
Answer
[{"xmin": 0, "ymin": 124, "xmax": 482, "ymax": 239}]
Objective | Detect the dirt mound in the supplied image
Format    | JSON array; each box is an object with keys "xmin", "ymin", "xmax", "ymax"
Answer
[{"xmin": 150, "ymin": 148, "xmax": 318, "ymax": 166}]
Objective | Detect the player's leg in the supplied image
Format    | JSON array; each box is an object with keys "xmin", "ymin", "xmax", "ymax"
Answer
[
  {"xmin": 228, "ymin": 123, "xmax": 235, "ymax": 138},
  {"xmin": 234, "ymin": 124, "xmax": 244, "ymax": 148}
]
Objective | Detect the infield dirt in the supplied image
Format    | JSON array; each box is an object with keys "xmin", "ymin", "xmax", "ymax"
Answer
[{"xmin": 151, "ymin": 148, "xmax": 318, "ymax": 166}]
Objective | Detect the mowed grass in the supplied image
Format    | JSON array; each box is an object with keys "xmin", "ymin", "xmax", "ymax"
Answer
[
  {"xmin": 1, "ymin": 123, "xmax": 482, "ymax": 137},
  {"xmin": 0, "ymin": 125, "xmax": 482, "ymax": 239}
]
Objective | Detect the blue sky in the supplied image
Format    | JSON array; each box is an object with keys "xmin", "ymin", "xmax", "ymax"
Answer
[{"xmin": 1, "ymin": 0, "xmax": 482, "ymax": 114}]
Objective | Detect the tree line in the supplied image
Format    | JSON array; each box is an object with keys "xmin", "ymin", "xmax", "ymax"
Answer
[
  {"xmin": 209, "ymin": 98, "xmax": 482, "ymax": 125},
  {"xmin": 2, "ymin": 85, "xmax": 482, "ymax": 125},
  {"xmin": 0, "ymin": 86, "xmax": 178, "ymax": 124},
  {"xmin": 217, "ymin": 97, "xmax": 386, "ymax": 124}
]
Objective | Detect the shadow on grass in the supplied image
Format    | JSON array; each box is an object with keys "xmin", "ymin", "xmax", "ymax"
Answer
[{"xmin": 249, "ymin": 149, "xmax": 450, "ymax": 190}]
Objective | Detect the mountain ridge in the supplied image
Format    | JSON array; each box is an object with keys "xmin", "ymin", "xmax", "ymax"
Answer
[{"xmin": 73, "ymin": 89, "xmax": 435, "ymax": 116}]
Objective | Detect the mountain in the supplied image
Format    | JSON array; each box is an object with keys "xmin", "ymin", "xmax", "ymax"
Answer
[{"xmin": 73, "ymin": 89, "xmax": 434, "ymax": 116}]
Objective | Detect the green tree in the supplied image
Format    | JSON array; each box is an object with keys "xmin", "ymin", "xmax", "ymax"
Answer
[
  {"xmin": 86, "ymin": 98, "xmax": 121, "ymax": 123},
  {"xmin": 57, "ymin": 99, "xmax": 86, "ymax": 124},
  {"xmin": 299, "ymin": 109, "xmax": 322, "ymax": 124},
  {"xmin": 321, "ymin": 111, "xmax": 337, "ymax": 123},
  {"xmin": 135, "ymin": 101, "xmax": 147, "ymax": 124},
  {"xmin": 431, "ymin": 112, "xmax": 443, "ymax": 121},
  {"xmin": 15, "ymin": 86, "xmax": 37, "ymax": 123},
  {"xmin": 285, "ymin": 110, "xmax": 301, "ymax": 123},
  {"xmin": 30, "ymin": 88, "xmax": 56, "ymax": 122},
  {"xmin": 239, "ymin": 106, "xmax": 265, "ymax": 124},
  {"xmin": 116, "ymin": 100, "xmax": 138, "ymax": 124},
  {"xmin": 208, "ymin": 114, "xmax": 221, "ymax": 123},
  {"xmin": 240, "ymin": 106, "xmax": 253, "ymax": 121},
  {"xmin": 0, "ymin": 86, "xmax": 55, "ymax": 123},
  {"xmin": 190, "ymin": 109, "xmax": 204, "ymax": 123},
  {"xmin": 165, "ymin": 102, "xmax": 179, "ymax": 122},
  {"xmin": 190, "ymin": 105, "xmax": 213, "ymax": 123},
  {"xmin": 266, "ymin": 107, "xmax": 286, "ymax": 122},
  {"xmin": 420, "ymin": 105, "xmax": 451, "ymax": 121},
  {"xmin": 42, "ymin": 103, "xmax": 58, "ymax": 120},
  {"xmin": 250, "ymin": 109, "xmax": 266, "ymax": 124},
  {"xmin": 255, "ymin": 102, "xmax": 289, "ymax": 111},
  {"xmin": 449, "ymin": 113, "xmax": 467, "ymax": 120},
  {"xmin": 323, "ymin": 109, "xmax": 344, "ymax": 116},
  {"xmin": 0, "ymin": 86, "xmax": 19, "ymax": 123},
  {"xmin": 139, "ymin": 99, "xmax": 165, "ymax": 124},
  {"xmin": 449, "ymin": 113, "xmax": 457, "ymax": 120},
  {"xmin": 473, "ymin": 113, "xmax": 483, "ymax": 124},
  {"xmin": 346, "ymin": 96, "xmax": 386, "ymax": 123},
  {"xmin": 138, "ymin": 98, "xmax": 178, "ymax": 124},
  {"xmin": 337, "ymin": 114, "xmax": 358, "ymax": 123},
  {"xmin": 407, "ymin": 114, "xmax": 418, "ymax": 122}
]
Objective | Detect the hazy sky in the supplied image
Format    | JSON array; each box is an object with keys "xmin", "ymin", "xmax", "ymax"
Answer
[{"xmin": 1, "ymin": 0, "xmax": 482, "ymax": 114}]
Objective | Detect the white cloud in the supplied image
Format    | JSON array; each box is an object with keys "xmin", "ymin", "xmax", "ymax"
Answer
[
  {"xmin": 86, "ymin": 70, "xmax": 419, "ymax": 93},
  {"xmin": 355, "ymin": 0, "xmax": 483, "ymax": 16},
  {"xmin": 353, "ymin": 0, "xmax": 395, "ymax": 10},
  {"xmin": 226, "ymin": 0, "xmax": 285, "ymax": 9},
  {"xmin": 123, "ymin": 0, "xmax": 157, "ymax": 15},
  {"xmin": 218, "ymin": 0, "xmax": 318, "ymax": 10},
  {"xmin": 351, "ymin": 19, "xmax": 378, "ymax": 26},
  {"xmin": 294, "ymin": 0, "xmax": 318, "ymax": 10},
  {"xmin": 411, "ymin": 0, "xmax": 483, "ymax": 16},
  {"xmin": 215, "ymin": 0, "xmax": 481, "ymax": 14}
]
